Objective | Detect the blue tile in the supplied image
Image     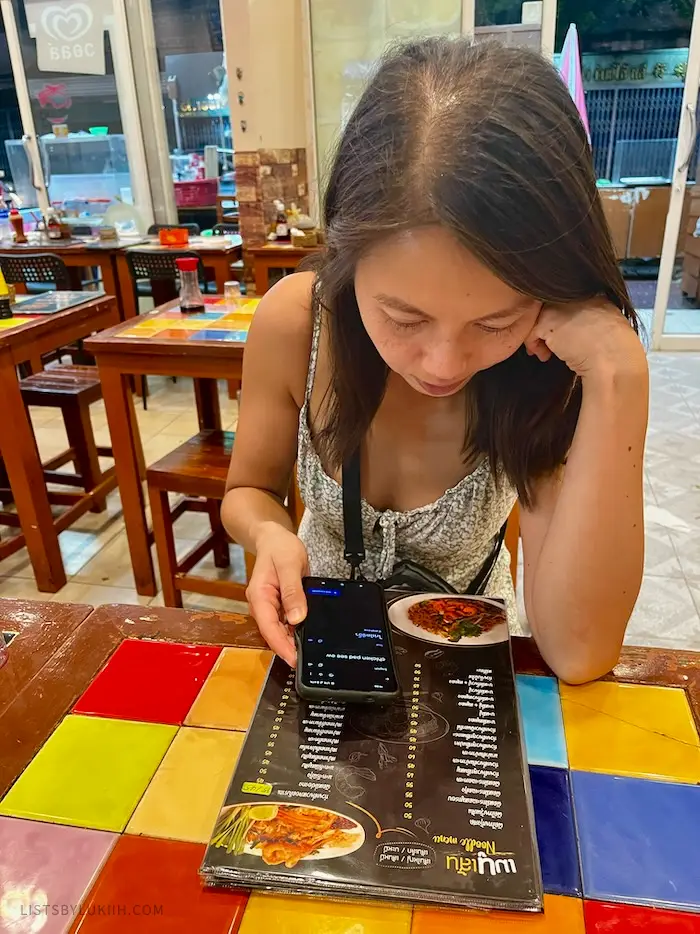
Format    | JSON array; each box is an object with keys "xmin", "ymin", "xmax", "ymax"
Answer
[
  {"xmin": 186, "ymin": 312, "xmax": 224, "ymax": 321},
  {"xmin": 193, "ymin": 329, "xmax": 247, "ymax": 342},
  {"xmin": 529, "ymin": 765, "xmax": 581, "ymax": 896},
  {"xmin": 572, "ymin": 770, "xmax": 700, "ymax": 912},
  {"xmin": 516, "ymin": 674, "xmax": 567, "ymax": 767}
]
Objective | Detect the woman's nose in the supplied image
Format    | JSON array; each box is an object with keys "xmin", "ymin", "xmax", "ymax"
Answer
[{"xmin": 421, "ymin": 339, "xmax": 468, "ymax": 383}]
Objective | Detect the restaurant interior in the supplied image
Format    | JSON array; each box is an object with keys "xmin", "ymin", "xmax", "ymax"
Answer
[{"xmin": 0, "ymin": 1, "xmax": 699, "ymax": 932}]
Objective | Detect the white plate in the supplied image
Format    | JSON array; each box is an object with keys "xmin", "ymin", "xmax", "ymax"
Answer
[
  {"xmin": 388, "ymin": 593, "xmax": 509, "ymax": 647},
  {"xmin": 221, "ymin": 803, "xmax": 365, "ymax": 862}
]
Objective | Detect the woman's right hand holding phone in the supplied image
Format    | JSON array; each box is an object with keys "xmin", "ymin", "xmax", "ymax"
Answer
[{"xmin": 246, "ymin": 522, "xmax": 309, "ymax": 667}]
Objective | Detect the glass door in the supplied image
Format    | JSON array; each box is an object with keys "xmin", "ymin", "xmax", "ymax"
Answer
[
  {"xmin": 0, "ymin": 0, "xmax": 153, "ymax": 232},
  {"xmin": 464, "ymin": 0, "xmax": 557, "ymax": 54},
  {"xmin": 651, "ymin": 2, "xmax": 700, "ymax": 349}
]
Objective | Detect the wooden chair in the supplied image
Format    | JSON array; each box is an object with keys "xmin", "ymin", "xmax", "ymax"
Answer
[
  {"xmin": 147, "ymin": 430, "xmax": 299, "ymax": 607},
  {"xmin": 505, "ymin": 503, "xmax": 520, "ymax": 587},
  {"xmin": 0, "ymin": 366, "xmax": 117, "ymax": 552}
]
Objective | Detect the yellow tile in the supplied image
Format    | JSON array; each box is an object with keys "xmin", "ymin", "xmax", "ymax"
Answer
[
  {"xmin": 185, "ymin": 647, "xmax": 272, "ymax": 731},
  {"xmin": 126, "ymin": 726, "xmax": 243, "ymax": 843},
  {"xmin": 560, "ymin": 681, "xmax": 700, "ymax": 783},
  {"xmin": 239, "ymin": 892, "xmax": 411, "ymax": 934},
  {"xmin": 412, "ymin": 895, "xmax": 583, "ymax": 933}
]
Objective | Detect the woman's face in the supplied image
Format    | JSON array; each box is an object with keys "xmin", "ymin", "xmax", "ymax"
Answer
[{"xmin": 354, "ymin": 226, "xmax": 542, "ymax": 397}]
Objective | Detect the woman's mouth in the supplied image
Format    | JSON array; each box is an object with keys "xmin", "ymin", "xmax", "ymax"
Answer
[{"xmin": 414, "ymin": 377, "xmax": 468, "ymax": 397}]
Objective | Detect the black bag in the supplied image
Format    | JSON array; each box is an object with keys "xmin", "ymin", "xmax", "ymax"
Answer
[{"xmin": 342, "ymin": 450, "xmax": 506, "ymax": 595}]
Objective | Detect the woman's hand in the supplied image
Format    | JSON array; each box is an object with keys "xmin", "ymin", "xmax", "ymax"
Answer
[
  {"xmin": 523, "ymin": 299, "xmax": 646, "ymax": 381},
  {"xmin": 246, "ymin": 522, "xmax": 309, "ymax": 667}
]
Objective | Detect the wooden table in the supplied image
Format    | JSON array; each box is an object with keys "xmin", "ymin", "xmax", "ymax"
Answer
[
  {"xmin": 2, "ymin": 598, "xmax": 700, "ymax": 930},
  {"xmin": 116, "ymin": 235, "xmax": 243, "ymax": 321},
  {"xmin": 0, "ymin": 236, "xmax": 144, "ymax": 321},
  {"xmin": 248, "ymin": 242, "xmax": 321, "ymax": 294},
  {"xmin": 85, "ymin": 296, "xmax": 255, "ymax": 596},
  {"xmin": 0, "ymin": 293, "xmax": 120, "ymax": 592}
]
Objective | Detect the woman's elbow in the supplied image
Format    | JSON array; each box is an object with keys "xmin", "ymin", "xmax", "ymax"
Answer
[{"xmin": 545, "ymin": 640, "xmax": 624, "ymax": 685}]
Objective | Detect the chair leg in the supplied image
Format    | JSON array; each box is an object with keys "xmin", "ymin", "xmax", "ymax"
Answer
[
  {"xmin": 62, "ymin": 399, "xmax": 105, "ymax": 512},
  {"xmin": 207, "ymin": 498, "xmax": 230, "ymax": 568},
  {"xmin": 141, "ymin": 375, "xmax": 148, "ymax": 410},
  {"xmin": 149, "ymin": 486, "xmax": 182, "ymax": 608}
]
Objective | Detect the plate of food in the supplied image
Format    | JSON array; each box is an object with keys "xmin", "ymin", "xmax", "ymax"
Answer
[
  {"xmin": 388, "ymin": 594, "xmax": 508, "ymax": 646},
  {"xmin": 211, "ymin": 803, "xmax": 365, "ymax": 868}
]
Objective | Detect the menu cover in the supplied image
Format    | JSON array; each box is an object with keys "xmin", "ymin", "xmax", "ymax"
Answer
[
  {"xmin": 201, "ymin": 592, "xmax": 542, "ymax": 912},
  {"xmin": 17, "ymin": 291, "xmax": 105, "ymax": 315}
]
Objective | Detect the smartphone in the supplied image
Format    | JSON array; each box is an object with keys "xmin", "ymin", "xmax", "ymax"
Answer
[{"xmin": 294, "ymin": 577, "xmax": 401, "ymax": 705}]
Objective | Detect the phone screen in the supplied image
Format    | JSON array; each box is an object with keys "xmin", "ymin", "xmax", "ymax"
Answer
[{"xmin": 298, "ymin": 579, "xmax": 399, "ymax": 697}]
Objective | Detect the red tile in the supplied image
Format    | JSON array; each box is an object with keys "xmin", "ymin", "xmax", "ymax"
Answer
[
  {"xmin": 585, "ymin": 901, "xmax": 700, "ymax": 931},
  {"xmin": 70, "ymin": 835, "xmax": 247, "ymax": 933},
  {"xmin": 73, "ymin": 640, "xmax": 221, "ymax": 725}
]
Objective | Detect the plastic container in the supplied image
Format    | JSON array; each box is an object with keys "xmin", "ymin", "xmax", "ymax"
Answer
[
  {"xmin": 159, "ymin": 227, "xmax": 189, "ymax": 246},
  {"xmin": 89, "ymin": 126, "xmax": 109, "ymax": 135},
  {"xmin": 176, "ymin": 256, "xmax": 205, "ymax": 313},
  {"xmin": 174, "ymin": 178, "xmax": 217, "ymax": 207}
]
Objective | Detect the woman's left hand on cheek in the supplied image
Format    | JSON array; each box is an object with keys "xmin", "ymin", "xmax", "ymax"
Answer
[{"xmin": 523, "ymin": 298, "xmax": 646, "ymax": 380}]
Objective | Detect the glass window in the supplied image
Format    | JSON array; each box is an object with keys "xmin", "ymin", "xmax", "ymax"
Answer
[
  {"xmin": 151, "ymin": 0, "xmax": 233, "ymax": 226},
  {"xmin": 309, "ymin": 0, "xmax": 462, "ymax": 181}
]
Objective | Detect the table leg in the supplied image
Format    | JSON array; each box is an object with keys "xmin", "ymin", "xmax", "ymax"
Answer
[
  {"xmin": 210, "ymin": 255, "xmax": 230, "ymax": 294},
  {"xmin": 0, "ymin": 351, "xmax": 66, "ymax": 591},
  {"xmin": 100, "ymin": 257, "xmax": 122, "ymax": 319},
  {"xmin": 194, "ymin": 378, "xmax": 222, "ymax": 431},
  {"xmin": 254, "ymin": 259, "xmax": 270, "ymax": 296},
  {"xmin": 115, "ymin": 253, "xmax": 139, "ymax": 320},
  {"xmin": 98, "ymin": 363, "xmax": 156, "ymax": 596}
]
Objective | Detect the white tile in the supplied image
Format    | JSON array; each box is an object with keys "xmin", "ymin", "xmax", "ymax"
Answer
[
  {"xmin": 624, "ymin": 574, "xmax": 700, "ymax": 650},
  {"xmin": 54, "ymin": 582, "xmax": 152, "ymax": 606}
]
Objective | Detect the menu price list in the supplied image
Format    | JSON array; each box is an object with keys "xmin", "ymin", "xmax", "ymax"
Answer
[{"xmin": 201, "ymin": 594, "xmax": 542, "ymax": 912}]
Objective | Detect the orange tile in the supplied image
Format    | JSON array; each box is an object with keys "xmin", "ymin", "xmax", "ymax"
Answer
[
  {"xmin": 185, "ymin": 648, "xmax": 272, "ymax": 731},
  {"xmin": 560, "ymin": 682, "xmax": 700, "ymax": 784},
  {"xmin": 412, "ymin": 895, "xmax": 584, "ymax": 933},
  {"xmin": 239, "ymin": 892, "xmax": 411, "ymax": 934}
]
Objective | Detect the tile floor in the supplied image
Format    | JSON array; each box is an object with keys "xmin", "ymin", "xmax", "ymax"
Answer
[{"xmin": 1, "ymin": 354, "xmax": 700, "ymax": 652}]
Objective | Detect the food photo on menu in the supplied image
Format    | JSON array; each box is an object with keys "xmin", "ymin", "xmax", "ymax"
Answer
[{"xmin": 200, "ymin": 591, "xmax": 542, "ymax": 912}]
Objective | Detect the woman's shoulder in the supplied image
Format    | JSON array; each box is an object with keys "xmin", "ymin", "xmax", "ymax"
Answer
[{"xmin": 246, "ymin": 271, "xmax": 316, "ymax": 407}]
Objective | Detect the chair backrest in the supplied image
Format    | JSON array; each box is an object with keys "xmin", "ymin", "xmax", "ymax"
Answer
[
  {"xmin": 125, "ymin": 249, "xmax": 206, "ymax": 283},
  {"xmin": 0, "ymin": 252, "xmax": 71, "ymax": 290},
  {"xmin": 212, "ymin": 223, "xmax": 239, "ymax": 236},
  {"xmin": 147, "ymin": 223, "xmax": 201, "ymax": 236}
]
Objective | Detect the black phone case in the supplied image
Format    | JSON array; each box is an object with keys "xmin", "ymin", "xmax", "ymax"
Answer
[{"xmin": 294, "ymin": 577, "xmax": 401, "ymax": 706}]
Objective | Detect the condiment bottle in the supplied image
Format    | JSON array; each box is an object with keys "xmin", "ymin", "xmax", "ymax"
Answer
[
  {"xmin": 9, "ymin": 209, "xmax": 26, "ymax": 243},
  {"xmin": 176, "ymin": 256, "xmax": 205, "ymax": 313},
  {"xmin": 274, "ymin": 200, "xmax": 289, "ymax": 241}
]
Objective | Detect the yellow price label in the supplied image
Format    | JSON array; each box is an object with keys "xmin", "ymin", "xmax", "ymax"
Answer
[{"xmin": 241, "ymin": 781, "xmax": 272, "ymax": 796}]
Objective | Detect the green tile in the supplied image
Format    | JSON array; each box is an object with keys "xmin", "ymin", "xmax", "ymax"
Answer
[{"xmin": 0, "ymin": 715, "xmax": 177, "ymax": 832}]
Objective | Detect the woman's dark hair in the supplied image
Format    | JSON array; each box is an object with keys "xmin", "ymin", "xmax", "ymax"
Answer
[{"xmin": 312, "ymin": 37, "xmax": 639, "ymax": 507}]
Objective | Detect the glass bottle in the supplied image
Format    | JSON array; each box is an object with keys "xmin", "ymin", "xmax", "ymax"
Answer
[{"xmin": 176, "ymin": 256, "xmax": 205, "ymax": 313}]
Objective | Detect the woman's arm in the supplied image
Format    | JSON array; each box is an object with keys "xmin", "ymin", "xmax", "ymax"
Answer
[
  {"xmin": 221, "ymin": 273, "xmax": 316, "ymax": 662},
  {"xmin": 519, "ymin": 303, "xmax": 648, "ymax": 684},
  {"xmin": 221, "ymin": 271, "xmax": 314, "ymax": 548}
]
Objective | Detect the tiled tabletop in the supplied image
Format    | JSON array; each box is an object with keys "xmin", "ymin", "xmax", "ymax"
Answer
[{"xmin": 0, "ymin": 605, "xmax": 699, "ymax": 932}]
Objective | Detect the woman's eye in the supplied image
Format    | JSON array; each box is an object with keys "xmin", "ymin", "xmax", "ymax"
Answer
[
  {"xmin": 476, "ymin": 322, "xmax": 516, "ymax": 336},
  {"xmin": 387, "ymin": 316, "xmax": 424, "ymax": 331}
]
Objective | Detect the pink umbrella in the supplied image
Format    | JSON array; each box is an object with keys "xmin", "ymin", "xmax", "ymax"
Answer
[{"xmin": 559, "ymin": 23, "xmax": 591, "ymax": 143}]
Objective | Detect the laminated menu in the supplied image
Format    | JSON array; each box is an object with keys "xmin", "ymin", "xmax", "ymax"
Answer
[{"xmin": 201, "ymin": 592, "xmax": 542, "ymax": 911}]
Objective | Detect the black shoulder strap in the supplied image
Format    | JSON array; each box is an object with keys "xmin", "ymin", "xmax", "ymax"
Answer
[{"xmin": 342, "ymin": 449, "xmax": 365, "ymax": 580}]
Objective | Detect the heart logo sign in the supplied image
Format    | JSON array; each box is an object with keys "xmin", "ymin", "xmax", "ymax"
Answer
[{"xmin": 40, "ymin": 3, "xmax": 93, "ymax": 43}]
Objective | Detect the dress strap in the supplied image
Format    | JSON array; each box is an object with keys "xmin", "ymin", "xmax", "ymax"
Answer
[{"xmin": 304, "ymin": 298, "xmax": 323, "ymax": 405}]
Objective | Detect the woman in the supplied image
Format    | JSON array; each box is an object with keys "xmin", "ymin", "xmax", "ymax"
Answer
[{"xmin": 221, "ymin": 38, "xmax": 648, "ymax": 684}]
